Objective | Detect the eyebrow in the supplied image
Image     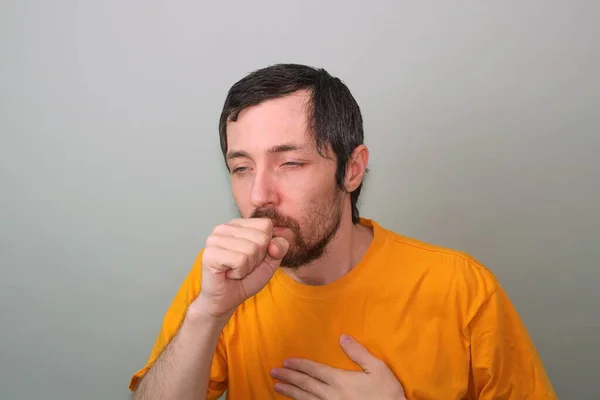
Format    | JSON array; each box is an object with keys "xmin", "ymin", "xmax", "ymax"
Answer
[{"xmin": 226, "ymin": 142, "xmax": 309, "ymax": 160}]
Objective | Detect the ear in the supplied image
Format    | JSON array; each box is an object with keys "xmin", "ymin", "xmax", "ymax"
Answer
[{"xmin": 344, "ymin": 144, "xmax": 369, "ymax": 192}]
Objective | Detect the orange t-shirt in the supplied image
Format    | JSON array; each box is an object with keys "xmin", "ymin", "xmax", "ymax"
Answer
[{"xmin": 130, "ymin": 218, "xmax": 556, "ymax": 399}]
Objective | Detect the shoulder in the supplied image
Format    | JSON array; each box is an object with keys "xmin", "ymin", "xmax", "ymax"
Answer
[{"xmin": 368, "ymin": 218, "xmax": 499, "ymax": 307}]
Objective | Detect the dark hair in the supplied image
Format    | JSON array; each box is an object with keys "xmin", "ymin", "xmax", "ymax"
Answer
[{"xmin": 218, "ymin": 63, "xmax": 365, "ymax": 224}]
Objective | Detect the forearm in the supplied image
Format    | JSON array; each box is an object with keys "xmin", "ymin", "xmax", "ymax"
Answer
[{"xmin": 133, "ymin": 303, "xmax": 230, "ymax": 400}]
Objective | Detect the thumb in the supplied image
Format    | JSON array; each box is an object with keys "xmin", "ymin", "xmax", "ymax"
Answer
[
  {"xmin": 263, "ymin": 237, "xmax": 289, "ymax": 268},
  {"xmin": 339, "ymin": 334, "xmax": 381, "ymax": 373}
]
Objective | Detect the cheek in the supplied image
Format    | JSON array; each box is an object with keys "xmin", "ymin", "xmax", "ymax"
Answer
[
  {"xmin": 279, "ymin": 175, "xmax": 335, "ymax": 212},
  {"xmin": 230, "ymin": 179, "xmax": 253, "ymax": 215},
  {"xmin": 278, "ymin": 175, "xmax": 317, "ymax": 200}
]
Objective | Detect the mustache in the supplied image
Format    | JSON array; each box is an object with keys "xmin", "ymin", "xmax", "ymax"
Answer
[{"xmin": 250, "ymin": 207, "xmax": 299, "ymax": 231}]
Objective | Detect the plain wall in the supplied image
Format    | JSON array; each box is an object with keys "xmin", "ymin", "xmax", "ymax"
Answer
[{"xmin": 1, "ymin": 1, "xmax": 598, "ymax": 399}]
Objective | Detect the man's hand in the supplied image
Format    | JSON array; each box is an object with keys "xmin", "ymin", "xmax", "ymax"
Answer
[
  {"xmin": 270, "ymin": 334, "xmax": 406, "ymax": 400},
  {"xmin": 192, "ymin": 218, "xmax": 289, "ymax": 318}
]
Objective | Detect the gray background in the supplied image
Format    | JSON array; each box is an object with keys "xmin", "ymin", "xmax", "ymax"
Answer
[{"xmin": 1, "ymin": 1, "xmax": 598, "ymax": 399}]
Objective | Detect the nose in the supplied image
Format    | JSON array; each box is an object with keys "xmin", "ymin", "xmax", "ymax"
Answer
[{"xmin": 249, "ymin": 168, "xmax": 278, "ymax": 209}]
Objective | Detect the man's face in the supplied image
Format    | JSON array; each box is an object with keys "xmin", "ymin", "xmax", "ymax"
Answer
[{"xmin": 225, "ymin": 91, "xmax": 343, "ymax": 268}]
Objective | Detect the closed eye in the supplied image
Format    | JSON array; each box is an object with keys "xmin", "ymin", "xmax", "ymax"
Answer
[
  {"xmin": 282, "ymin": 162, "xmax": 303, "ymax": 167},
  {"xmin": 232, "ymin": 166, "xmax": 248, "ymax": 174}
]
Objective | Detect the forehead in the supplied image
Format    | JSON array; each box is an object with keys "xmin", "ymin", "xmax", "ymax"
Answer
[{"xmin": 226, "ymin": 91, "xmax": 314, "ymax": 151}]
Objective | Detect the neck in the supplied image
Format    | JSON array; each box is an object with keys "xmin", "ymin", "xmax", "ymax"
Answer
[{"xmin": 281, "ymin": 215, "xmax": 374, "ymax": 286}]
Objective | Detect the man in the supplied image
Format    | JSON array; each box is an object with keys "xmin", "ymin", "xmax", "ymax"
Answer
[{"xmin": 129, "ymin": 64, "xmax": 556, "ymax": 399}]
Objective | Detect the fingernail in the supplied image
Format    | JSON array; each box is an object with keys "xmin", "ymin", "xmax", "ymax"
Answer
[{"xmin": 340, "ymin": 334, "xmax": 354, "ymax": 345}]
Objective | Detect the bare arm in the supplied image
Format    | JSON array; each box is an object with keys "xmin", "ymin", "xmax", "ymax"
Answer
[
  {"xmin": 133, "ymin": 300, "xmax": 231, "ymax": 400},
  {"xmin": 131, "ymin": 218, "xmax": 288, "ymax": 399}
]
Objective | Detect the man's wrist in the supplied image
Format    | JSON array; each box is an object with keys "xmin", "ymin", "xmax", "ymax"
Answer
[{"xmin": 184, "ymin": 297, "xmax": 233, "ymax": 331}]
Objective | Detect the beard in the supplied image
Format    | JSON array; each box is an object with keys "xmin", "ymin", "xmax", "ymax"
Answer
[{"xmin": 246, "ymin": 193, "xmax": 343, "ymax": 269}]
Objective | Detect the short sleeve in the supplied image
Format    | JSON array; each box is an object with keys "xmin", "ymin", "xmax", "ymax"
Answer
[
  {"xmin": 469, "ymin": 283, "xmax": 557, "ymax": 399},
  {"xmin": 128, "ymin": 251, "xmax": 228, "ymax": 399}
]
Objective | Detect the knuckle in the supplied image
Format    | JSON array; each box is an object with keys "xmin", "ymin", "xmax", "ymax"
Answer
[
  {"xmin": 257, "ymin": 218, "xmax": 272, "ymax": 231},
  {"xmin": 249, "ymin": 241, "xmax": 260, "ymax": 256},
  {"xmin": 201, "ymin": 250, "xmax": 213, "ymax": 264},
  {"xmin": 212, "ymin": 224, "xmax": 228, "ymax": 235},
  {"xmin": 299, "ymin": 376, "xmax": 312, "ymax": 391},
  {"xmin": 237, "ymin": 252, "xmax": 249, "ymax": 268},
  {"xmin": 373, "ymin": 359, "xmax": 387, "ymax": 372},
  {"xmin": 265, "ymin": 218, "xmax": 274, "ymax": 230},
  {"xmin": 205, "ymin": 235, "xmax": 218, "ymax": 248},
  {"xmin": 264, "ymin": 224, "xmax": 274, "ymax": 238},
  {"xmin": 259, "ymin": 231, "xmax": 271, "ymax": 247},
  {"xmin": 330, "ymin": 375, "xmax": 343, "ymax": 388}
]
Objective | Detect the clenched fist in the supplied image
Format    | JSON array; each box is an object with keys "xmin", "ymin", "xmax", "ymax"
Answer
[{"xmin": 195, "ymin": 218, "xmax": 289, "ymax": 318}]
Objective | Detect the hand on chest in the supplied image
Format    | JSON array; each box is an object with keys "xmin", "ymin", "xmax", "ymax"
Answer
[{"xmin": 227, "ymin": 295, "xmax": 471, "ymax": 399}]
